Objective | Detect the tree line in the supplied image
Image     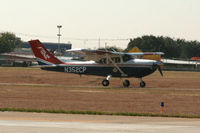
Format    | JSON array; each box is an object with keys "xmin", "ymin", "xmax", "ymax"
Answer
[
  {"xmin": 1, "ymin": 32, "xmax": 200, "ymax": 59},
  {"xmin": 125, "ymin": 35, "xmax": 200, "ymax": 59},
  {"xmin": 0, "ymin": 32, "xmax": 23, "ymax": 54}
]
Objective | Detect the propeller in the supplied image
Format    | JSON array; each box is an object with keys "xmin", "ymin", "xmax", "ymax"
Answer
[
  {"xmin": 153, "ymin": 62, "xmax": 163, "ymax": 77},
  {"xmin": 158, "ymin": 65, "xmax": 163, "ymax": 76}
]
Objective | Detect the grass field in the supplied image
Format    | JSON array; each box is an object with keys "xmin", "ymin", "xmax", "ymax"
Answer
[{"xmin": 0, "ymin": 67, "xmax": 200, "ymax": 117}]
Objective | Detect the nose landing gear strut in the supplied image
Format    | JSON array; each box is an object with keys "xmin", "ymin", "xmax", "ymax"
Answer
[{"xmin": 102, "ymin": 75, "xmax": 111, "ymax": 86}]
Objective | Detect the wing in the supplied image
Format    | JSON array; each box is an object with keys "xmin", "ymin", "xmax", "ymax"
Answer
[
  {"xmin": 128, "ymin": 52, "xmax": 164, "ymax": 56},
  {"xmin": 66, "ymin": 49, "xmax": 124, "ymax": 62},
  {"xmin": 127, "ymin": 52, "xmax": 164, "ymax": 61},
  {"xmin": 1, "ymin": 53, "xmax": 36, "ymax": 62}
]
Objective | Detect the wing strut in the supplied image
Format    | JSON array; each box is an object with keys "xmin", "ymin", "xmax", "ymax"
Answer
[{"xmin": 106, "ymin": 54, "xmax": 127, "ymax": 77}]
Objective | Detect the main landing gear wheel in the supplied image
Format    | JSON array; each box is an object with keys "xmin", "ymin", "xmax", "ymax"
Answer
[
  {"xmin": 140, "ymin": 81, "xmax": 146, "ymax": 88},
  {"xmin": 123, "ymin": 80, "xmax": 130, "ymax": 87},
  {"xmin": 102, "ymin": 79, "xmax": 109, "ymax": 86}
]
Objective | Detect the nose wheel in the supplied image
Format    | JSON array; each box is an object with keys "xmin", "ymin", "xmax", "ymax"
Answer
[
  {"xmin": 140, "ymin": 80, "xmax": 146, "ymax": 88},
  {"xmin": 102, "ymin": 79, "xmax": 109, "ymax": 86},
  {"xmin": 102, "ymin": 75, "xmax": 111, "ymax": 86}
]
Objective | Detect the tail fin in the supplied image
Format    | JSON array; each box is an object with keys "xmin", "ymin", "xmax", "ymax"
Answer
[
  {"xmin": 128, "ymin": 46, "xmax": 142, "ymax": 53},
  {"xmin": 29, "ymin": 40, "xmax": 63, "ymax": 65}
]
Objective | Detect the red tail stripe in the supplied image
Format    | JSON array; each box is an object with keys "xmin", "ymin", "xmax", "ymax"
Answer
[{"xmin": 29, "ymin": 40, "xmax": 63, "ymax": 64}]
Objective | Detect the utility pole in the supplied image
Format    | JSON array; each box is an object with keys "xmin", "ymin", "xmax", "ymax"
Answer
[
  {"xmin": 98, "ymin": 37, "xmax": 100, "ymax": 49},
  {"xmin": 57, "ymin": 25, "xmax": 62, "ymax": 52},
  {"xmin": 105, "ymin": 42, "xmax": 107, "ymax": 48}
]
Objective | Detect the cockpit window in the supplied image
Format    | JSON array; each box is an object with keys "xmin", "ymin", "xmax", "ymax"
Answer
[
  {"xmin": 98, "ymin": 55, "xmax": 134, "ymax": 64},
  {"xmin": 112, "ymin": 57, "xmax": 121, "ymax": 63},
  {"xmin": 122, "ymin": 54, "xmax": 133, "ymax": 62},
  {"xmin": 99, "ymin": 58, "xmax": 107, "ymax": 64},
  {"xmin": 98, "ymin": 57, "xmax": 121, "ymax": 64}
]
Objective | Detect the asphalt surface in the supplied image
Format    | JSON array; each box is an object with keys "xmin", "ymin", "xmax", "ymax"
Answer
[{"xmin": 0, "ymin": 112, "xmax": 200, "ymax": 133}]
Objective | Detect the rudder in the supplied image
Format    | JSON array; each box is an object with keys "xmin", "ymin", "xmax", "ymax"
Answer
[{"xmin": 29, "ymin": 40, "xmax": 63, "ymax": 65}]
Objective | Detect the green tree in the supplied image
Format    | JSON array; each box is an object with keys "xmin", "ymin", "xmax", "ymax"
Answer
[
  {"xmin": 98, "ymin": 46, "xmax": 123, "ymax": 52},
  {"xmin": 0, "ymin": 32, "xmax": 23, "ymax": 54},
  {"xmin": 125, "ymin": 35, "xmax": 200, "ymax": 58}
]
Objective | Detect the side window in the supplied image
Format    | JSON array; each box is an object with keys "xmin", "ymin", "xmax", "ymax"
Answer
[
  {"xmin": 99, "ymin": 57, "xmax": 121, "ymax": 64},
  {"xmin": 99, "ymin": 58, "xmax": 107, "ymax": 64},
  {"xmin": 113, "ymin": 57, "xmax": 121, "ymax": 63},
  {"xmin": 122, "ymin": 54, "xmax": 132, "ymax": 62}
]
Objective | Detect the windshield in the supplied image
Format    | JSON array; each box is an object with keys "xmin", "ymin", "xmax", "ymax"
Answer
[{"xmin": 122, "ymin": 54, "xmax": 134, "ymax": 62}]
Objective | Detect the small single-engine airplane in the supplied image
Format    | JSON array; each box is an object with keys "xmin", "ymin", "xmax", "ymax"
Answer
[
  {"xmin": 128, "ymin": 46, "xmax": 164, "ymax": 61},
  {"xmin": 29, "ymin": 40, "xmax": 164, "ymax": 87}
]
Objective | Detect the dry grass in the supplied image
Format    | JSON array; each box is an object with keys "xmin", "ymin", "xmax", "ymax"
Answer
[{"xmin": 0, "ymin": 67, "xmax": 200, "ymax": 116}]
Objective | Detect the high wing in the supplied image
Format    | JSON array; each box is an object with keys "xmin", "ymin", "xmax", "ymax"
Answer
[
  {"xmin": 128, "ymin": 46, "xmax": 164, "ymax": 56},
  {"xmin": 129, "ymin": 52, "xmax": 164, "ymax": 61},
  {"xmin": 66, "ymin": 49, "xmax": 130, "ymax": 62},
  {"xmin": 1, "ymin": 52, "xmax": 36, "ymax": 62},
  {"xmin": 66, "ymin": 49, "xmax": 164, "ymax": 61},
  {"xmin": 66, "ymin": 48, "xmax": 112, "ymax": 55},
  {"xmin": 127, "ymin": 52, "xmax": 164, "ymax": 57}
]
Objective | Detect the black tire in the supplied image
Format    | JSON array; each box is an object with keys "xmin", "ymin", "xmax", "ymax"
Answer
[
  {"xmin": 123, "ymin": 80, "xmax": 130, "ymax": 87},
  {"xmin": 140, "ymin": 81, "xmax": 146, "ymax": 88},
  {"xmin": 102, "ymin": 79, "xmax": 109, "ymax": 86}
]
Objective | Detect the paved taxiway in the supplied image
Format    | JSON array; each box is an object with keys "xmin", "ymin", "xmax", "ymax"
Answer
[{"xmin": 0, "ymin": 112, "xmax": 200, "ymax": 133}]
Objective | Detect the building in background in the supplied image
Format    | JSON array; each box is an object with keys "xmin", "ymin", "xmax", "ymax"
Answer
[
  {"xmin": 0, "ymin": 41, "xmax": 72, "ymax": 67},
  {"xmin": 22, "ymin": 42, "xmax": 71, "ymax": 50}
]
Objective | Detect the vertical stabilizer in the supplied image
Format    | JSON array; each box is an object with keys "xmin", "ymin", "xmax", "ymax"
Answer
[
  {"xmin": 128, "ymin": 46, "xmax": 142, "ymax": 53},
  {"xmin": 29, "ymin": 40, "xmax": 63, "ymax": 65}
]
